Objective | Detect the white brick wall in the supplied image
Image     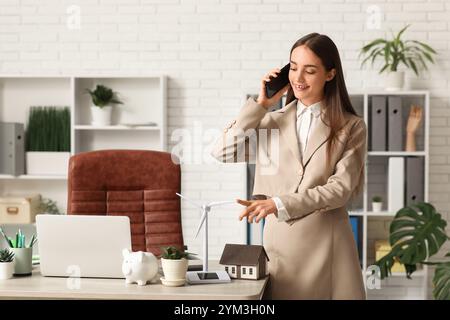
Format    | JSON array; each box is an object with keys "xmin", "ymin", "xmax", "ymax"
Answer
[{"xmin": 1, "ymin": 0, "xmax": 450, "ymax": 298}]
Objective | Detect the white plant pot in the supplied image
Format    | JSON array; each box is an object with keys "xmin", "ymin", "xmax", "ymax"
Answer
[
  {"xmin": 385, "ymin": 71, "xmax": 404, "ymax": 91},
  {"xmin": 0, "ymin": 261, "xmax": 15, "ymax": 280},
  {"xmin": 26, "ymin": 152, "xmax": 70, "ymax": 176},
  {"xmin": 91, "ymin": 106, "xmax": 112, "ymax": 126},
  {"xmin": 161, "ymin": 258, "xmax": 188, "ymax": 281},
  {"xmin": 372, "ymin": 202, "xmax": 383, "ymax": 212}
]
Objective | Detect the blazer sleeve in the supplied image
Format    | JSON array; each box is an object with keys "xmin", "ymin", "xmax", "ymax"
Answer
[
  {"xmin": 210, "ymin": 97, "xmax": 268, "ymax": 163},
  {"xmin": 278, "ymin": 118, "xmax": 367, "ymax": 223}
]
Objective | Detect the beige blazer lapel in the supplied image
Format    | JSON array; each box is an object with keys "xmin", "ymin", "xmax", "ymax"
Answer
[
  {"xmin": 270, "ymin": 100, "xmax": 302, "ymax": 168},
  {"xmin": 302, "ymin": 111, "xmax": 331, "ymax": 168}
]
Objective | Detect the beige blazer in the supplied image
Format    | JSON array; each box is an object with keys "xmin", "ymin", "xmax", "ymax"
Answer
[{"xmin": 212, "ymin": 97, "xmax": 367, "ymax": 300}]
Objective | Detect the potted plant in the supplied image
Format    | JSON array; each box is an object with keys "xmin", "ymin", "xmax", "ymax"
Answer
[
  {"xmin": 85, "ymin": 84, "xmax": 123, "ymax": 126},
  {"xmin": 160, "ymin": 246, "xmax": 191, "ymax": 286},
  {"xmin": 374, "ymin": 202, "xmax": 450, "ymax": 300},
  {"xmin": 372, "ymin": 195, "xmax": 383, "ymax": 212},
  {"xmin": 359, "ymin": 24, "xmax": 437, "ymax": 91},
  {"xmin": 25, "ymin": 106, "xmax": 71, "ymax": 175},
  {"xmin": 0, "ymin": 249, "xmax": 15, "ymax": 280},
  {"xmin": 38, "ymin": 197, "xmax": 62, "ymax": 215}
]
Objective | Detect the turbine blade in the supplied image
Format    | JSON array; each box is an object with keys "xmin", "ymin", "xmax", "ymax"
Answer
[
  {"xmin": 176, "ymin": 192, "xmax": 202, "ymax": 209},
  {"xmin": 208, "ymin": 200, "xmax": 236, "ymax": 207},
  {"xmin": 195, "ymin": 209, "xmax": 207, "ymax": 238}
]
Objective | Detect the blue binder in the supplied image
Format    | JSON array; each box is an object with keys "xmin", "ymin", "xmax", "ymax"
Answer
[{"xmin": 349, "ymin": 216, "xmax": 363, "ymax": 267}]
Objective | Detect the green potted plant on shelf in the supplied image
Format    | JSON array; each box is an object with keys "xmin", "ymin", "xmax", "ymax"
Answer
[
  {"xmin": 38, "ymin": 197, "xmax": 62, "ymax": 215},
  {"xmin": 371, "ymin": 195, "xmax": 383, "ymax": 212},
  {"xmin": 373, "ymin": 202, "xmax": 450, "ymax": 300},
  {"xmin": 160, "ymin": 246, "xmax": 192, "ymax": 286},
  {"xmin": 25, "ymin": 106, "xmax": 71, "ymax": 176},
  {"xmin": 85, "ymin": 84, "xmax": 123, "ymax": 126},
  {"xmin": 0, "ymin": 249, "xmax": 15, "ymax": 280},
  {"xmin": 359, "ymin": 24, "xmax": 437, "ymax": 91}
]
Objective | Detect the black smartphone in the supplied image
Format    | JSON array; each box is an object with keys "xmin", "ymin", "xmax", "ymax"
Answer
[{"xmin": 265, "ymin": 63, "xmax": 290, "ymax": 99}]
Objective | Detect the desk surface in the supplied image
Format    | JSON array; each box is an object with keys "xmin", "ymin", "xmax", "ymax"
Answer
[{"xmin": 0, "ymin": 262, "xmax": 268, "ymax": 300}]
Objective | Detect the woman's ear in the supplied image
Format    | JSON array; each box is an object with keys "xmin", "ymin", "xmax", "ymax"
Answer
[{"xmin": 326, "ymin": 69, "xmax": 336, "ymax": 82}]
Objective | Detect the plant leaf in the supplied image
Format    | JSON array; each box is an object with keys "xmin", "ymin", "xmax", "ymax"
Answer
[
  {"xmin": 433, "ymin": 260, "xmax": 450, "ymax": 300},
  {"xmin": 390, "ymin": 203, "xmax": 447, "ymax": 267},
  {"xmin": 396, "ymin": 24, "xmax": 410, "ymax": 42},
  {"xmin": 411, "ymin": 40, "xmax": 437, "ymax": 54},
  {"xmin": 408, "ymin": 58, "xmax": 419, "ymax": 76}
]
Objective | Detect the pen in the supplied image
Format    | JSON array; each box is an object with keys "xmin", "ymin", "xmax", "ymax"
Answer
[
  {"xmin": 16, "ymin": 232, "xmax": 19, "ymax": 248},
  {"xmin": 28, "ymin": 234, "xmax": 36, "ymax": 248},
  {"xmin": 0, "ymin": 227, "xmax": 13, "ymax": 248}
]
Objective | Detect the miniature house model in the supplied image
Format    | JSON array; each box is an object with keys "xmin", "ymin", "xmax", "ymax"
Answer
[{"xmin": 219, "ymin": 244, "xmax": 269, "ymax": 280}]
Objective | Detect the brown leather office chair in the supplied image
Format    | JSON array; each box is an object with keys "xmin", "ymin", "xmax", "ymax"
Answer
[{"xmin": 67, "ymin": 150, "xmax": 184, "ymax": 256}]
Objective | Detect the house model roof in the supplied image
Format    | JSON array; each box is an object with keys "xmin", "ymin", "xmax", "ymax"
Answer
[{"xmin": 219, "ymin": 244, "xmax": 269, "ymax": 266}]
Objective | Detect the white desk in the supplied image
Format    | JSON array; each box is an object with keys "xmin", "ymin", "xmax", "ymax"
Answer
[{"xmin": 0, "ymin": 262, "xmax": 268, "ymax": 300}]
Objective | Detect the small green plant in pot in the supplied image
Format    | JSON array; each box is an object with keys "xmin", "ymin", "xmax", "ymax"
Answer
[
  {"xmin": 25, "ymin": 106, "xmax": 70, "ymax": 176},
  {"xmin": 160, "ymin": 246, "xmax": 193, "ymax": 286},
  {"xmin": 372, "ymin": 195, "xmax": 383, "ymax": 212},
  {"xmin": 359, "ymin": 24, "xmax": 437, "ymax": 91},
  {"xmin": 0, "ymin": 249, "xmax": 15, "ymax": 280},
  {"xmin": 38, "ymin": 197, "xmax": 62, "ymax": 215},
  {"xmin": 86, "ymin": 84, "xmax": 123, "ymax": 126}
]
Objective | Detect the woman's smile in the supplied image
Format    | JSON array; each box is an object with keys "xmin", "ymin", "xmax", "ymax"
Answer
[{"xmin": 293, "ymin": 83, "xmax": 310, "ymax": 91}]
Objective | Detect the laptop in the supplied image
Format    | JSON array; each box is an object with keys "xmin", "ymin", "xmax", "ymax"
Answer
[{"xmin": 36, "ymin": 215, "xmax": 132, "ymax": 279}]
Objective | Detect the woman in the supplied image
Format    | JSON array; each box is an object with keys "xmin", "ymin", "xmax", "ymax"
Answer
[{"xmin": 211, "ymin": 33, "xmax": 367, "ymax": 299}]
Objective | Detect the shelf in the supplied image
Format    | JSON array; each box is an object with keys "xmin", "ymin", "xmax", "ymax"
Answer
[
  {"xmin": 368, "ymin": 151, "xmax": 426, "ymax": 157},
  {"xmin": 0, "ymin": 175, "xmax": 67, "ymax": 180},
  {"xmin": 349, "ymin": 89, "xmax": 429, "ymax": 96},
  {"xmin": 74, "ymin": 125, "xmax": 160, "ymax": 131},
  {"xmin": 349, "ymin": 211, "xmax": 397, "ymax": 217},
  {"xmin": 366, "ymin": 211, "xmax": 396, "ymax": 217},
  {"xmin": 364, "ymin": 269, "xmax": 425, "ymax": 277}
]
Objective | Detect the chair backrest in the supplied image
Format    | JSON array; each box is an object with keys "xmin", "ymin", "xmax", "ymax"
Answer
[{"xmin": 67, "ymin": 150, "xmax": 184, "ymax": 256}]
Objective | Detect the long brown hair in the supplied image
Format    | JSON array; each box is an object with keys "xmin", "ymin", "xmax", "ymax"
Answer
[{"xmin": 286, "ymin": 33, "xmax": 364, "ymax": 199}]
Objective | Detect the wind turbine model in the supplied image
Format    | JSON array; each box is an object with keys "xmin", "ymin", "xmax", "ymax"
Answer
[{"xmin": 176, "ymin": 192, "xmax": 235, "ymax": 284}]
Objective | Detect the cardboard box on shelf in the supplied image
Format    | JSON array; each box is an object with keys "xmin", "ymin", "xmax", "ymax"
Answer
[
  {"xmin": 375, "ymin": 240, "xmax": 406, "ymax": 273},
  {"xmin": 0, "ymin": 194, "xmax": 41, "ymax": 224}
]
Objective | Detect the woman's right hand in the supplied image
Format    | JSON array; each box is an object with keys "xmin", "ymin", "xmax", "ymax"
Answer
[{"xmin": 256, "ymin": 68, "xmax": 290, "ymax": 110}]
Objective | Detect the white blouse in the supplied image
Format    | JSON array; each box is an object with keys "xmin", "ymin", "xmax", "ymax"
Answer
[{"xmin": 272, "ymin": 99, "xmax": 323, "ymax": 220}]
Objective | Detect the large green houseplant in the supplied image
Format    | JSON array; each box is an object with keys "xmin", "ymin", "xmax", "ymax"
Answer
[
  {"xmin": 359, "ymin": 24, "xmax": 437, "ymax": 90},
  {"xmin": 85, "ymin": 84, "xmax": 123, "ymax": 126},
  {"xmin": 374, "ymin": 202, "xmax": 450, "ymax": 300},
  {"xmin": 25, "ymin": 106, "xmax": 70, "ymax": 176}
]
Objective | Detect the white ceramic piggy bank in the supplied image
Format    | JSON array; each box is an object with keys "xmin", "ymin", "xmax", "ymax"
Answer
[{"xmin": 122, "ymin": 249, "xmax": 159, "ymax": 286}]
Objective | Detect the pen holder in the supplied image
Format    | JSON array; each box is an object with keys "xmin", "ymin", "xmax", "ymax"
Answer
[{"xmin": 11, "ymin": 247, "xmax": 32, "ymax": 276}]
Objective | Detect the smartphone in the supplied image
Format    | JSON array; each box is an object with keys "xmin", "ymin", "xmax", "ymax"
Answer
[{"xmin": 265, "ymin": 63, "xmax": 290, "ymax": 99}]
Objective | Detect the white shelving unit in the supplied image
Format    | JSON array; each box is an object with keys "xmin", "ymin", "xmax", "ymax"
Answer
[
  {"xmin": 0, "ymin": 75, "xmax": 167, "ymax": 212},
  {"xmin": 348, "ymin": 90, "xmax": 429, "ymax": 300}
]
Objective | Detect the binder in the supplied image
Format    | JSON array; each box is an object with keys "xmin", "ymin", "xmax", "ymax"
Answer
[
  {"xmin": 405, "ymin": 157, "xmax": 424, "ymax": 206},
  {"xmin": 371, "ymin": 96, "xmax": 387, "ymax": 151},
  {"xmin": 388, "ymin": 157, "xmax": 405, "ymax": 213},
  {"xmin": 388, "ymin": 96, "xmax": 403, "ymax": 151},
  {"xmin": 0, "ymin": 122, "xmax": 25, "ymax": 176},
  {"xmin": 349, "ymin": 216, "xmax": 363, "ymax": 267}
]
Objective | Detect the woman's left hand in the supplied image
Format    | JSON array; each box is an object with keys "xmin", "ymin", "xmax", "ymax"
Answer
[{"xmin": 237, "ymin": 199, "xmax": 278, "ymax": 223}]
